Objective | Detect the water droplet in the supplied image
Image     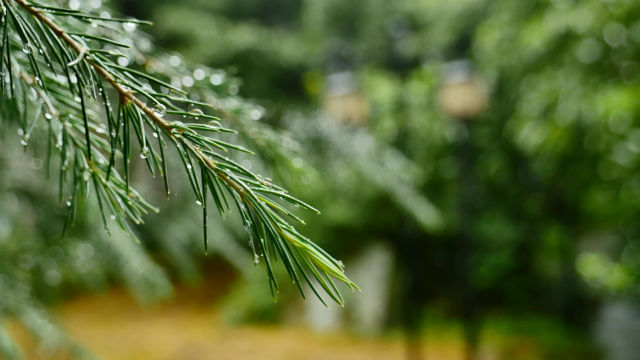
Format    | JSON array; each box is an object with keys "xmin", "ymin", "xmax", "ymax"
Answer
[
  {"xmin": 44, "ymin": 112, "xmax": 53, "ymax": 120},
  {"xmin": 195, "ymin": 200, "xmax": 202, "ymax": 206},
  {"xmin": 169, "ymin": 55, "xmax": 181, "ymax": 67},
  {"xmin": 68, "ymin": 0, "xmax": 80, "ymax": 10},
  {"xmin": 254, "ymin": 254, "xmax": 260, "ymax": 264},
  {"xmin": 152, "ymin": 132, "xmax": 158, "ymax": 138},
  {"xmin": 122, "ymin": 22, "xmax": 137, "ymax": 32},
  {"xmin": 110, "ymin": 214, "xmax": 116, "ymax": 220},
  {"xmin": 117, "ymin": 56, "xmax": 129, "ymax": 67},
  {"xmin": 153, "ymin": 103, "xmax": 166, "ymax": 117},
  {"xmin": 209, "ymin": 73, "xmax": 225, "ymax": 86},
  {"xmin": 22, "ymin": 44, "xmax": 32, "ymax": 54},
  {"xmin": 193, "ymin": 68, "xmax": 206, "ymax": 81},
  {"xmin": 186, "ymin": 164, "xmax": 192, "ymax": 170},
  {"xmin": 249, "ymin": 109, "xmax": 263, "ymax": 121},
  {"xmin": 182, "ymin": 76, "xmax": 194, "ymax": 88},
  {"xmin": 66, "ymin": 200, "xmax": 72, "ymax": 207},
  {"xmin": 190, "ymin": 108, "xmax": 204, "ymax": 119},
  {"xmin": 139, "ymin": 146, "xmax": 150, "ymax": 159}
]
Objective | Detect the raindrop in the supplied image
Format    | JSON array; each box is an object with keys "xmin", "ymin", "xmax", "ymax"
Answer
[
  {"xmin": 254, "ymin": 254, "xmax": 260, "ymax": 264},
  {"xmin": 152, "ymin": 132, "xmax": 158, "ymax": 138},
  {"xmin": 68, "ymin": 0, "xmax": 80, "ymax": 10},
  {"xmin": 292, "ymin": 157, "xmax": 303, "ymax": 168},
  {"xmin": 169, "ymin": 55, "xmax": 181, "ymax": 67},
  {"xmin": 117, "ymin": 56, "xmax": 129, "ymax": 67},
  {"xmin": 193, "ymin": 68, "xmax": 206, "ymax": 81},
  {"xmin": 110, "ymin": 215, "xmax": 116, "ymax": 220},
  {"xmin": 249, "ymin": 109, "xmax": 262, "ymax": 121},
  {"xmin": 66, "ymin": 200, "xmax": 72, "ymax": 207},
  {"xmin": 195, "ymin": 200, "xmax": 202, "ymax": 206},
  {"xmin": 44, "ymin": 112, "xmax": 53, "ymax": 120},
  {"xmin": 182, "ymin": 76, "xmax": 194, "ymax": 87},
  {"xmin": 190, "ymin": 108, "xmax": 204, "ymax": 119},
  {"xmin": 170, "ymin": 77, "xmax": 182, "ymax": 89},
  {"xmin": 22, "ymin": 44, "xmax": 32, "ymax": 54},
  {"xmin": 153, "ymin": 103, "xmax": 166, "ymax": 117},
  {"xmin": 209, "ymin": 73, "xmax": 225, "ymax": 86},
  {"xmin": 122, "ymin": 22, "xmax": 137, "ymax": 32},
  {"xmin": 186, "ymin": 163, "xmax": 192, "ymax": 170},
  {"xmin": 603, "ymin": 22, "xmax": 626, "ymax": 47},
  {"xmin": 139, "ymin": 146, "xmax": 150, "ymax": 159}
]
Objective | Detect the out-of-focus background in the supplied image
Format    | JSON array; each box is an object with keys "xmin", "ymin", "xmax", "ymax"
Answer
[{"xmin": 5, "ymin": 0, "xmax": 640, "ymax": 359}]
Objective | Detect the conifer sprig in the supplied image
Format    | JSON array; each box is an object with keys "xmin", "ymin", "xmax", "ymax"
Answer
[{"xmin": 0, "ymin": 0, "xmax": 357, "ymax": 305}]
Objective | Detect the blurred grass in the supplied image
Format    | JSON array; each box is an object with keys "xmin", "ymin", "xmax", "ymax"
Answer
[{"xmin": 9, "ymin": 263, "xmax": 595, "ymax": 360}]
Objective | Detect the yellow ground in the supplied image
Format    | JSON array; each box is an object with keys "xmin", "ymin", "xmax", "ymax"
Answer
[
  {"xmin": 54, "ymin": 288, "xmax": 430, "ymax": 360},
  {"xmin": 11, "ymin": 266, "xmax": 544, "ymax": 360}
]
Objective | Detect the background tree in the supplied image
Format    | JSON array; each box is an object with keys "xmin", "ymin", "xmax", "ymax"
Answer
[{"xmin": 112, "ymin": 0, "xmax": 640, "ymax": 358}]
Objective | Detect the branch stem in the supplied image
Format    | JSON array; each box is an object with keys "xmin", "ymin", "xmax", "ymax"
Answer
[{"xmin": 14, "ymin": 0, "xmax": 245, "ymax": 195}]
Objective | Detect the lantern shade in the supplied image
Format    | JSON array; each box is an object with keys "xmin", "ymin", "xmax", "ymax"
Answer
[
  {"xmin": 438, "ymin": 61, "xmax": 489, "ymax": 120},
  {"xmin": 324, "ymin": 71, "xmax": 370, "ymax": 125}
]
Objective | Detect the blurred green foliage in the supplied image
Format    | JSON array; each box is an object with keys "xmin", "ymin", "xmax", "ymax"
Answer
[{"xmin": 116, "ymin": 0, "xmax": 640, "ymax": 334}]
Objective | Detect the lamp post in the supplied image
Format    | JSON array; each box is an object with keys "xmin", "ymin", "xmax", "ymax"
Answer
[{"xmin": 438, "ymin": 60, "xmax": 488, "ymax": 360}]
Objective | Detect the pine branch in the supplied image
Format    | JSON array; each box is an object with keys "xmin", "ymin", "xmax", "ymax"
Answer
[{"xmin": 0, "ymin": 0, "xmax": 357, "ymax": 305}]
